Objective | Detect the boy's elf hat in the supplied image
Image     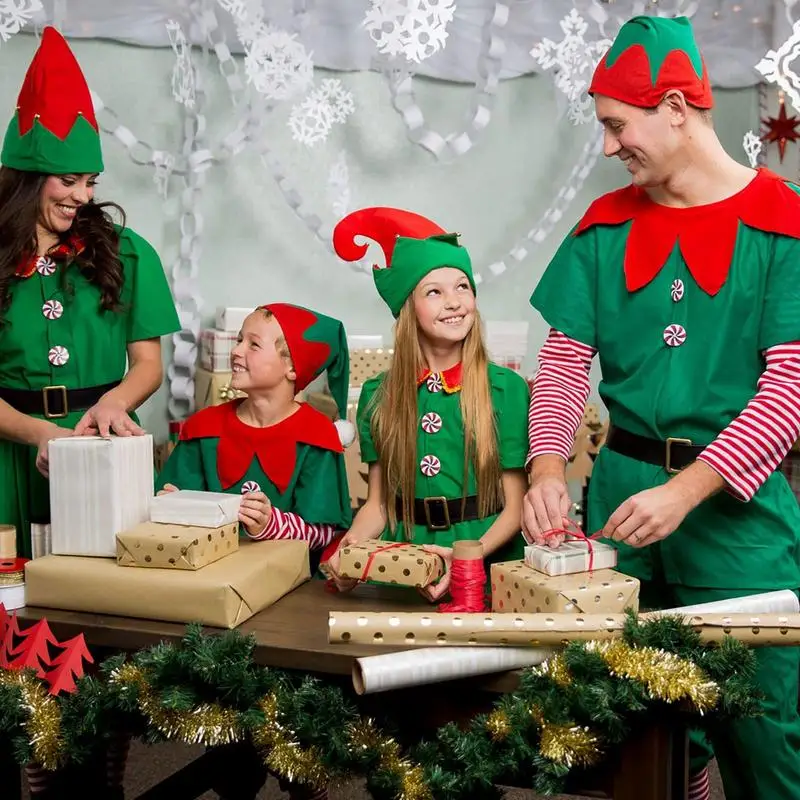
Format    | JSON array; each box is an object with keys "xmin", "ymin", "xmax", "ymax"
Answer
[{"xmin": 333, "ymin": 206, "xmax": 475, "ymax": 318}]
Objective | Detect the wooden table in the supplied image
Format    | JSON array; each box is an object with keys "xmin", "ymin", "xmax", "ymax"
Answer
[{"xmin": 7, "ymin": 581, "xmax": 688, "ymax": 800}]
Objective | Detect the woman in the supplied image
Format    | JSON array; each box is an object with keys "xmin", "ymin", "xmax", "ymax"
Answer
[{"xmin": 0, "ymin": 27, "xmax": 180, "ymax": 558}]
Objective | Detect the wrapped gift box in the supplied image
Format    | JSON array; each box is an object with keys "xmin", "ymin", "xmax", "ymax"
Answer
[
  {"xmin": 215, "ymin": 307, "xmax": 252, "ymax": 332},
  {"xmin": 485, "ymin": 321, "xmax": 529, "ymax": 374},
  {"xmin": 524, "ymin": 540, "xmax": 618, "ymax": 577},
  {"xmin": 49, "ymin": 435, "xmax": 154, "ymax": 557},
  {"xmin": 117, "ymin": 521, "xmax": 239, "ymax": 570},
  {"xmin": 491, "ymin": 561, "xmax": 639, "ymax": 614},
  {"xmin": 347, "ymin": 335, "xmax": 383, "ymax": 350},
  {"xmin": 150, "ymin": 490, "xmax": 241, "ymax": 528},
  {"xmin": 25, "ymin": 539, "xmax": 309, "ymax": 629},
  {"xmin": 338, "ymin": 540, "xmax": 444, "ymax": 587},
  {"xmin": 194, "ymin": 367, "xmax": 246, "ymax": 410},
  {"xmin": 200, "ymin": 328, "xmax": 238, "ymax": 373},
  {"xmin": 349, "ymin": 348, "xmax": 394, "ymax": 387}
]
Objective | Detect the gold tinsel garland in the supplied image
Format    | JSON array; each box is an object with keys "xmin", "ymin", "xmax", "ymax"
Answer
[
  {"xmin": 109, "ymin": 663, "xmax": 243, "ymax": 746},
  {"xmin": 537, "ymin": 652, "xmax": 571, "ymax": 688},
  {"xmin": 348, "ymin": 718, "xmax": 433, "ymax": 800},
  {"xmin": 588, "ymin": 640, "xmax": 720, "ymax": 712},
  {"xmin": 0, "ymin": 668, "xmax": 65, "ymax": 771}
]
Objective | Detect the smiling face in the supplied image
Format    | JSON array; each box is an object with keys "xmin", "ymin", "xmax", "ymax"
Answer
[
  {"xmin": 412, "ymin": 266, "xmax": 476, "ymax": 348},
  {"xmin": 229, "ymin": 311, "xmax": 296, "ymax": 393},
  {"xmin": 38, "ymin": 173, "xmax": 98, "ymax": 237}
]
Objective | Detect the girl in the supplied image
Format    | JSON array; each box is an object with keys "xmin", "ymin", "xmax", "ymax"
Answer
[{"xmin": 327, "ymin": 207, "xmax": 530, "ymax": 601}]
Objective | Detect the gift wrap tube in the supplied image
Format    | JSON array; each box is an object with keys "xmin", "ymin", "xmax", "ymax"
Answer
[
  {"xmin": 329, "ymin": 611, "xmax": 800, "ymax": 647},
  {"xmin": 352, "ymin": 646, "xmax": 553, "ymax": 695},
  {"xmin": 649, "ymin": 589, "xmax": 800, "ymax": 617}
]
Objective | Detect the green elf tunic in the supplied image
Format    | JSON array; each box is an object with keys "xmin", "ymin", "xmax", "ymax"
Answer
[
  {"xmin": 156, "ymin": 400, "xmax": 353, "ymax": 569},
  {"xmin": 0, "ymin": 227, "xmax": 180, "ymax": 558},
  {"xmin": 531, "ymin": 168, "xmax": 800, "ymax": 799},
  {"xmin": 357, "ymin": 361, "xmax": 529, "ymax": 562}
]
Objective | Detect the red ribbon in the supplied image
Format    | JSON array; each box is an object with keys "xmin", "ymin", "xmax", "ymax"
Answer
[
  {"xmin": 540, "ymin": 519, "xmax": 602, "ymax": 573},
  {"xmin": 359, "ymin": 542, "xmax": 409, "ymax": 582}
]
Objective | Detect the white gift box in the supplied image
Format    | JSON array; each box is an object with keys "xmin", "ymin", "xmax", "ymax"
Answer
[
  {"xmin": 524, "ymin": 540, "xmax": 618, "ymax": 577},
  {"xmin": 50, "ymin": 435, "xmax": 154, "ymax": 557},
  {"xmin": 200, "ymin": 328, "xmax": 238, "ymax": 373},
  {"xmin": 485, "ymin": 321, "xmax": 529, "ymax": 373},
  {"xmin": 215, "ymin": 307, "xmax": 252, "ymax": 332},
  {"xmin": 150, "ymin": 490, "xmax": 242, "ymax": 528}
]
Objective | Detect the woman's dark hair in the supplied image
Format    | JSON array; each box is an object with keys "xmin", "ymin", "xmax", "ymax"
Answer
[{"xmin": 0, "ymin": 166, "xmax": 126, "ymax": 321}]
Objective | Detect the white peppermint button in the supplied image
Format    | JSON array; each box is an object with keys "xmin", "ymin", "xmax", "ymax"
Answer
[
  {"xmin": 421, "ymin": 412, "xmax": 443, "ymax": 434},
  {"xmin": 42, "ymin": 299, "xmax": 63, "ymax": 320},
  {"xmin": 241, "ymin": 480, "xmax": 261, "ymax": 494},
  {"xmin": 420, "ymin": 454, "xmax": 441, "ymax": 477},
  {"xmin": 663, "ymin": 324, "xmax": 686, "ymax": 348},
  {"xmin": 36, "ymin": 257, "xmax": 56, "ymax": 276},
  {"xmin": 671, "ymin": 279, "xmax": 685, "ymax": 302},
  {"xmin": 48, "ymin": 345, "xmax": 69, "ymax": 366},
  {"xmin": 426, "ymin": 374, "xmax": 443, "ymax": 393}
]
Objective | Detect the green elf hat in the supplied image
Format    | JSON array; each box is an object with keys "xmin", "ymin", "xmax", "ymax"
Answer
[
  {"xmin": 589, "ymin": 16, "xmax": 713, "ymax": 109},
  {"xmin": 332, "ymin": 206, "xmax": 475, "ymax": 318},
  {"xmin": 259, "ymin": 302, "xmax": 355, "ymax": 446},
  {"xmin": 1, "ymin": 26, "xmax": 104, "ymax": 174}
]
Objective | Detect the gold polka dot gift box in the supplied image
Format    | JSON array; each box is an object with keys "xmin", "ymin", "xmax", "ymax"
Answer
[
  {"xmin": 336, "ymin": 540, "xmax": 445, "ymax": 588},
  {"xmin": 490, "ymin": 560, "xmax": 640, "ymax": 615},
  {"xmin": 116, "ymin": 521, "xmax": 239, "ymax": 570}
]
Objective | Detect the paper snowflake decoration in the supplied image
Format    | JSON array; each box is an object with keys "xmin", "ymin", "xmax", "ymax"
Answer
[
  {"xmin": 288, "ymin": 79, "xmax": 354, "ymax": 147},
  {"xmin": 363, "ymin": 0, "xmax": 456, "ymax": 64},
  {"xmin": 0, "ymin": 0, "xmax": 42, "ymax": 43},
  {"xmin": 243, "ymin": 24, "xmax": 314, "ymax": 101},
  {"xmin": 166, "ymin": 20, "xmax": 195, "ymax": 109},
  {"xmin": 216, "ymin": 0, "xmax": 252, "ymax": 22},
  {"xmin": 328, "ymin": 151, "xmax": 351, "ymax": 218},
  {"xmin": 530, "ymin": 8, "xmax": 611, "ymax": 126},
  {"xmin": 742, "ymin": 130, "xmax": 763, "ymax": 168},
  {"xmin": 756, "ymin": 20, "xmax": 800, "ymax": 115}
]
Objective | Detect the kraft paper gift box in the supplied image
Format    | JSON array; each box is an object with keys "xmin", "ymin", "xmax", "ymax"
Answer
[
  {"xmin": 49, "ymin": 435, "xmax": 154, "ymax": 557},
  {"xmin": 337, "ymin": 541, "xmax": 445, "ymax": 587},
  {"xmin": 349, "ymin": 348, "xmax": 394, "ymax": 387},
  {"xmin": 194, "ymin": 367, "xmax": 245, "ymax": 409},
  {"xmin": 200, "ymin": 328, "xmax": 239, "ymax": 373},
  {"xmin": 215, "ymin": 307, "xmax": 252, "ymax": 332},
  {"xmin": 524, "ymin": 540, "xmax": 618, "ymax": 577},
  {"xmin": 150, "ymin": 490, "xmax": 241, "ymax": 528},
  {"xmin": 25, "ymin": 539, "xmax": 310, "ymax": 629},
  {"xmin": 491, "ymin": 561, "xmax": 639, "ymax": 615},
  {"xmin": 117, "ymin": 521, "xmax": 239, "ymax": 570}
]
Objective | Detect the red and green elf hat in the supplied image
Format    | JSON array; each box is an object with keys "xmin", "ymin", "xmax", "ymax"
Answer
[
  {"xmin": 332, "ymin": 206, "xmax": 475, "ymax": 318},
  {"xmin": 259, "ymin": 302, "xmax": 354, "ymax": 444},
  {"xmin": 1, "ymin": 27, "xmax": 104, "ymax": 174},
  {"xmin": 589, "ymin": 16, "xmax": 712, "ymax": 109}
]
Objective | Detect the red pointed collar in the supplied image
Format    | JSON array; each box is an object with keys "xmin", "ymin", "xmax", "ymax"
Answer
[
  {"xmin": 418, "ymin": 362, "xmax": 463, "ymax": 393},
  {"xmin": 574, "ymin": 168, "xmax": 800, "ymax": 296},
  {"xmin": 16, "ymin": 235, "xmax": 85, "ymax": 278},
  {"xmin": 180, "ymin": 401, "xmax": 343, "ymax": 493}
]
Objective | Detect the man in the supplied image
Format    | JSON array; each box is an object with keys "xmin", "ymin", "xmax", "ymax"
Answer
[{"xmin": 523, "ymin": 15, "xmax": 800, "ymax": 800}]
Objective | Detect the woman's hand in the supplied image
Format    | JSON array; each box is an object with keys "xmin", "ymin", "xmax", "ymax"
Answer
[
  {"xmin": 74, "ymin": 396, "xmax": 144, "ymax": 438},
  {"xmin": 157, "ymin": 483, "xmax": 179, "ymax": 496},
  {"xmin": 35, "ymin": 424, "xmax": 74, "ymax": 478},
  {"xmin": 239, "ymin": 491, "xmax": 273, "ymax": 537}
]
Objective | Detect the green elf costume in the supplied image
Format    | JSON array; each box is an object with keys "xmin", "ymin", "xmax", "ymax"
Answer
[
  {"xmin": 0, "ymin": 27, "xmax": 180, "ymax": 559},
  {"xmin": 156, "ymin": 303, "xmax": 353, "ymax": 572},
  {"xmin": 332, "ymin": 207, "xmax": 529, "ymax": 563},
  {"xmin": 529, "ymin": 16, "xmax": 800, "ymax": 800}
]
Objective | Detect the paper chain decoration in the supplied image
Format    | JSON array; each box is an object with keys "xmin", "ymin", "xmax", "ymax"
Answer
[{"xmin": 0, "ymin": 604, "xmax": 93, "ymax": 696}]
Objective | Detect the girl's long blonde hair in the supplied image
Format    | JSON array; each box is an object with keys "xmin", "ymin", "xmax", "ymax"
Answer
[{"xmin": 369, "ymin": 299, "xmax": 503, "ymax": 532}]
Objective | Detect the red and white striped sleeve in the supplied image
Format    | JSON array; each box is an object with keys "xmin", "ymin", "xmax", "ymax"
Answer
[
  {"xmin": 246, "ymin": 507, "xmax": 339, "ymax": 550},
  {"xmin": 698, "ymin": 342, "xmax": 800, "ymax": 501},
  {"xmin": 527, "ymin": 328, "xmax": 596, "ymax": 466}
]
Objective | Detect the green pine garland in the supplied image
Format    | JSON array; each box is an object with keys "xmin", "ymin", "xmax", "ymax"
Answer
[{"xmin": 0, "ymin": 613, "xmax": 762, "ymax": 798}]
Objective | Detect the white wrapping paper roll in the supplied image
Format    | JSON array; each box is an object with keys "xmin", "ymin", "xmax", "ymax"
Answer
[
  {"xmin": 353, "ymin": 646, "xmax": 553, "ymax": 695},
  {"xmin": 655, "ymin": 590, "xmax": 799, "ymax": 617}
]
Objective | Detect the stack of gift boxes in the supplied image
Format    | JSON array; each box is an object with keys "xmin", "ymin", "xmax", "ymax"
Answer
[
  {"xmin": 17, "ymin": 434, "xmax": 309, "ymax": 629},
  {"xmin": 196, "ymin": 306, "xmax": 251, "ymax": 410}
]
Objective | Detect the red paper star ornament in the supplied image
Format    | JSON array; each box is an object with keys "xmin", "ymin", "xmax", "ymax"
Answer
[{"xmin": 761, "ymin": 102, "xmax": 800, "ymax": 163}]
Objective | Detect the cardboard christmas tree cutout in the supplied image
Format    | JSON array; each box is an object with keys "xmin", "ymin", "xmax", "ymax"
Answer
[
  {"xmin": 9, "ymin": 618, "xmax": 59, "ymax": 678},
  {"xmin": 44, "ymin": 634, "xmax": 94, "ymax": 695}
]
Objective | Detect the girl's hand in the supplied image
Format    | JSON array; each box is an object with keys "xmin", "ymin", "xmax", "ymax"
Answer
[
  {"xmin": 239, "ymin": 491, "xmax": 273, "ymax": 536},
  {"xmin": 156, "ymin": 483, "xmax": 179, "ymax": 496},
  {"xmin": 325, "ymin": 528, "xmax": 383, "ymax": 592},
  {"xmin": 418, "ymin": 544, "xmax": 453, "ymax": 602}
]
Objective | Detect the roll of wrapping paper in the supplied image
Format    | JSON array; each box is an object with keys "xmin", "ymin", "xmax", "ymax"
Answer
[
  {"xmin": 0, "ymin": 525, "xmax": 15, "ymax": 559},
  {"xmin": 30, "ymin": 523, "xmax": 51, "ymax": 560},
  {"xmin": 353, "ymin": 646, "xmax": 554, "ymax": 695},
  {"xmin": 328, "ymin": 611, "xmax": 800, "ymax": 647},
  {"xmin": 0, "ymin": 557, "xmax": 27, "ymax": 586},
  {"xmin": 647, "ymin": 589, "xmax": 800, "ymax": 616}
]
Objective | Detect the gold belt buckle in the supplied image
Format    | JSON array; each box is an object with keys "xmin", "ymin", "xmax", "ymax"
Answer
[
  {"xmin": 42, "ymin": 385, "xmax": 68, "ymax": 419},
  {"xmin": 665, "ymin": 437, "xmax": 693, "ymax": 475},
  {"xmin": 423, "ymin": 496, "xmax": 450, "ymax": 531}
]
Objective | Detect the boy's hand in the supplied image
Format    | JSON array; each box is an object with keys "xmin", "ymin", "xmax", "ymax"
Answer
[{"xmin": 239, "ymin": 491, "xmax": 272, "ymax": 536}]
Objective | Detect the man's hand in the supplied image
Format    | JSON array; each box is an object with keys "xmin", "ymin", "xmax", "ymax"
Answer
[{"xmin": 522, "ymin": 456, "xmax": 571, "ymax": 548}]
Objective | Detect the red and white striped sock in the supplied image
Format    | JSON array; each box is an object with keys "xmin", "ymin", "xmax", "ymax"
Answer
[{"xmin": 688, "ymin": 766, "xmax": 710, "ymax": 800}]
